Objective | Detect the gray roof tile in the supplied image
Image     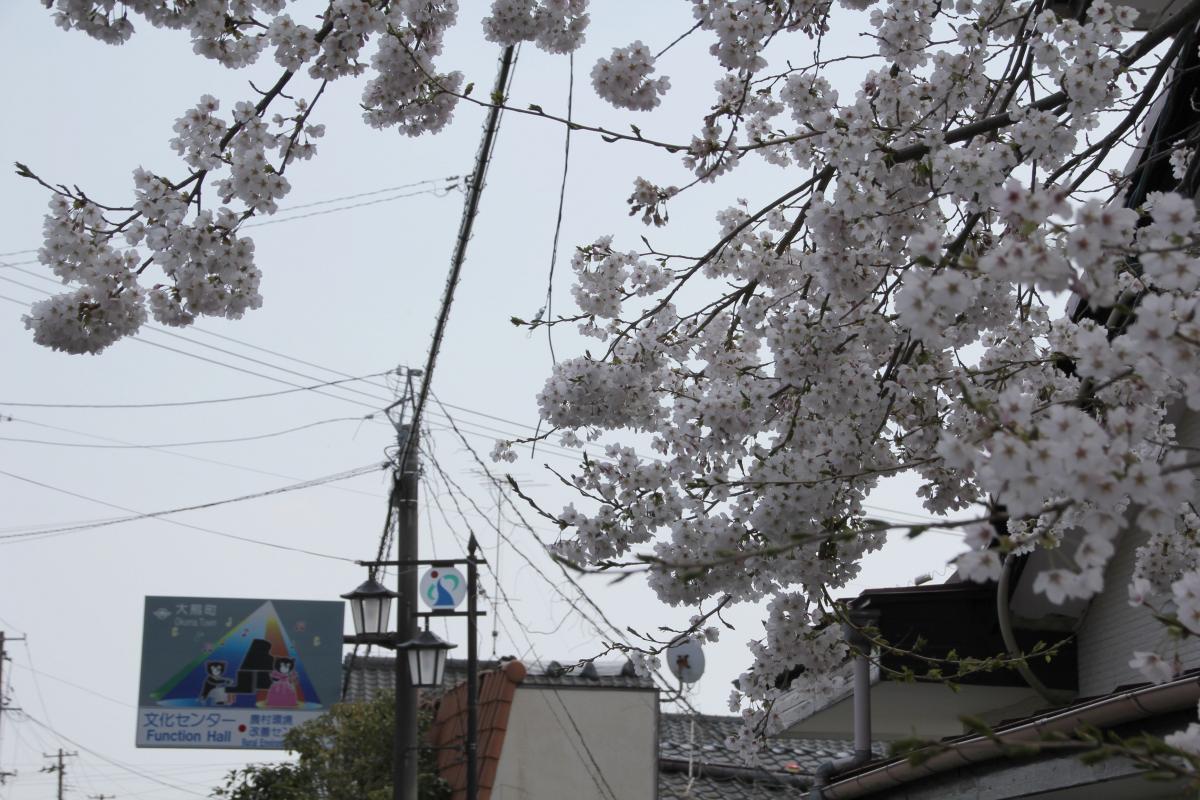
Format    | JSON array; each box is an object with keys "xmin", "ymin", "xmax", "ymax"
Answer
[{"xmin": 342, "ymin": 654, "xmax": 653, "ymax": 702}]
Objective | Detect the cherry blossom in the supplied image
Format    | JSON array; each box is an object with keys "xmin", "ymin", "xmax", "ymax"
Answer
[{"xmin": 23, "ymin": 0, "xmax": 1200, "ymax": 765}]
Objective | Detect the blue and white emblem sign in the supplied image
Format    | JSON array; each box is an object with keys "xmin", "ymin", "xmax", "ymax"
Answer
[{"xmin": 419, "ymin": 566, "xmax": 467, "ymax": 610}]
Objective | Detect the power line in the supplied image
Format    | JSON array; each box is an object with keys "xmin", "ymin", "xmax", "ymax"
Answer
[
  {"xmin": 1, "ymin": 175, "xmax": 460, "ymax": 255},
  {"xmin": 1, "ymin": 279, "xmax": 960, "ymax": 527},
  {"xmin": 1, "ymin": 270, "xmax": 582, "ymax": 455},
  {"xmin": 430, "ymin": 398, "xmax": 706, "ymax": 704},
  {"xmin": 9, "ymin": 664, "xmax": 132, "ymax": 710},
  {"xmin": 19, "ymin": 714, "xmax": 209, "ymax": 798},
  {"xmin": 0, "ymin": 370, "xmax": 393, "ymax": 409},
  {"xmin": 2, "ymin": 276, "xmax": 581, "ymax": 455},
  {"xmin": 0, "ymin": 468, "xmax": 370, "ymax": 560},
  {"xmin": 0, "ymin": 275, "xmax": 638, "ymax": 472},
  {"xmin": 241, "ymin": 182, "xmax": 459, "ymax": 228},
  {"xmin": 0, "ymin": 413, "xmax": 370, "ymax": 449},
  {"xmin": 0, "ymin": 411, "xmax": 387, "ymax": 499},
  {"xmin": 0, "ymin": 462, "xmax": 383, "ymax": 541},
  {"xmin": 252, "ymin": 175, "xmax": 459, "ymax": 213},
  {"xmin": 418, "ymin": 448, "xmax": 620, "ymax": 800}
]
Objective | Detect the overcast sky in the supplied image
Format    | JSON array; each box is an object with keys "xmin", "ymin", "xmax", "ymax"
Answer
[{"xmin": 0, "ymin": 3, "xmax": 964, "ymax": 798}]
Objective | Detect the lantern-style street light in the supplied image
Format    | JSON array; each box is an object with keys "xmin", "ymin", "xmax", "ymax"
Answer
[
  {"xmin": 342, "ymin": 538, "xmax": 483, "ymax": 800},
  {"xmin": 398, "ymin": 629, "xmax": 456, "ymax": 689},
  {"xmin": 341, "ymin": 577, "xmax": 398, "ymax": 643}
]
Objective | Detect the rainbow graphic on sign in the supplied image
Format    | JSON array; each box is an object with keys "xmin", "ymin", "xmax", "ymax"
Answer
[{"xmin": 150, "ymin": 601, "xmax": 323, "ymax": 709}]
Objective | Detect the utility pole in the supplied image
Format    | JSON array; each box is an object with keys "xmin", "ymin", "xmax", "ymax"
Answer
[
  {"xmin": 387, "ymin": 41, "xmax": 515, "ymax": 800},
  {"xmin": 393, "ymin": 422, "xmax": 419, "ymax": 800},
  {"xmin": 41, "ymin": 749, "xmax": 77, "ymax": 800},
  {"xmin": 1, "ymin": 631, "xmax": 26, "ymax": 760},
  {"xmin": 0, "ymin": 633, "xmax": 13, "ymax": 785}
]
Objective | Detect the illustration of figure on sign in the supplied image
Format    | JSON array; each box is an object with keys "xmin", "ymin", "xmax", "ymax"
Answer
[
  {"xmin": 149, "ymin": 601, "xmax": 323, "ymax": 711},
  {"xmin": 265, "ymin": 657, "xmax": 298, "ymax": 708},
  {"xmin": 200, "ymin": 661, "xmax": 234, "ymax": 706}
]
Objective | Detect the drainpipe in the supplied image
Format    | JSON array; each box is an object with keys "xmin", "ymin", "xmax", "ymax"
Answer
[
  {"xmin": 997, "ymin": 555, "xmax": 1076, "ymax": 707},
  {"xmin": 809, "ymin": 607, "xmax": 879, "ymax": 800}
]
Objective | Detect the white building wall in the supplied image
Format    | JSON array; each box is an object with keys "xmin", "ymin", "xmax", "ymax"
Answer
[
  {"xmin": 1076, "ymin": 404, "xmax": 1200, "ymax": 696},
  {"xmin": 491, "ymin": 686, "xmax": 658, "ymax": 800}
]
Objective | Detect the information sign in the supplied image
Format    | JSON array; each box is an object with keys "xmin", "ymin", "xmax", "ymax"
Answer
[{"xmin": 136, "ymin": 596, "xmax": 343, "ymax": 749}]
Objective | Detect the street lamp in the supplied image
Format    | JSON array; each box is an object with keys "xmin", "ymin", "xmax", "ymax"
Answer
[
  {"xmin": 398, "ymin": 629, "xmax": 456, "ymax": 689},
  {"xmin": 341, "ymin": 577, "xmax": 397, "ymax": 642},
  {"xmin": 344, "ymin": 541, "xmax": 483, "ymax": 800}
]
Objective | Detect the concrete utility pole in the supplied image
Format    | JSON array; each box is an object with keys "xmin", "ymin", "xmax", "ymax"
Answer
[
  {"xmin": 0, "ymin": 631, "xmax": 27, "ymax": 760},
  {"xmin": 41, "ymin": 749, "xmax": 78, "ymax": 800},
  {"xmin": 389, "ymin": 42, "xmax": 515, "ymax": 800},
  {"xmin": 394, "ymin": 422, "xmax": 420, "ymax": 800}
]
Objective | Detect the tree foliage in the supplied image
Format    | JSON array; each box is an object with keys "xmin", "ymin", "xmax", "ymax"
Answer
[{"xmin": 213, "ymin": 693, "xmax": 448, "ymax": 800}]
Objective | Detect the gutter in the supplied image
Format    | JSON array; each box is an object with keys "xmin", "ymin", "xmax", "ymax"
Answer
[
  {"xmin": 822, "ymin": 674, "xmax": 1200, "ymax": 799},
  {"xmin": 809, "ymin": 608, "xmax": 880, "ymax": 799},
  {"xmin": 658, "ymin": 758, "xmax": 810, "ymax": 789}
]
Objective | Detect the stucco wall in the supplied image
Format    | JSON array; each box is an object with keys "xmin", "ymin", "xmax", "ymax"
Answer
[
  {"xmin": 1076, "ymin": 404, "xmax": 1200, "ymax": 696},
  {"xmin": 491, "ymin": 686, "xmax": 658, "ymax": 800}
]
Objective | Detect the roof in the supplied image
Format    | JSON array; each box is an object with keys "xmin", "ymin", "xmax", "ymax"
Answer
[
  {"xmin": 658, "ymin": 712, "xmax": 881, "ymax": 799},
  {"xmin": 430, "ymin": 660, "xmax": 527, "ymax": 800},
  {"xmin": 342, "ymin": 654, "xmax": 653, "ymax": 702},
  {"xmin": 659, "ymin": 769, "xmax": 793, "ymax": 799},
  {"xmin": 824, "ymin": 673, "xmax": 1200, "ymax": 798}
]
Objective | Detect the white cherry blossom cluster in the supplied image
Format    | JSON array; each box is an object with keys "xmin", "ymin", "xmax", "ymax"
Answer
[
  {"xmin": 590, "ymin": 41, "xmax": 670, "ymax": 111},
  {"xmin": 481, "ymin": 0, "xmax": 589, "ymax": 54}
]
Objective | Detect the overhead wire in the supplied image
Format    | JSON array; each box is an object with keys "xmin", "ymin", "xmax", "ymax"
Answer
[
  {"xmin": 0, "ymin": 413, "xmax": 369, "ymax": 449},
  {"xmin": 0, "ymin": 274, "xmax": 594, "ymax": 458},
  {"xmin": 419, "ymin": 442, "xmax": 619, "ymax": 800},
  {"xmin": 16, "ymin": 713, "xmax": 210, "ymax": 798},
  {"xmin": 241, "ymin": 181, "xmax": 459, "ymax": 228},
  {"xmin": 0, "ymin": 280, "xmax": 958, "ymax": 530},
  {"xmin": 0, "ymin": 267, "xmax": 604, "ymax": 461},
  {"xmin": 429, "ymin": 396, "xmax": 710, "ymax": 707},
  {"xmin": 0, "ymin": 412, "xmax": 387, "ymax": 500},
  {"xmin": 0, "ymin": 462, "xmax": 383, "ymax": 542},
  {"xmin": 541, "ymin": 51, "xmax": 574, "ymax": 365},
  {"xmin": 0, "ymin": 370, "xmax": 394, "ymax": 409},
  {"xmin": 0, "ymin": 467, "xmax": 366, "ymax": 560},
  {"xmin": 246, "ymin": 175, "xmax": 458, "ymax": 214},
  {"xmin": 9, "ymin": 663, "xmax": 133, "ymax": 710}
]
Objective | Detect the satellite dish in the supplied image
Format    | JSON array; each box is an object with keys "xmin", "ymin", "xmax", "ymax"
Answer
[{"xmin": 666, "ymin": 638, "xmax": 706, "ymax": 684}]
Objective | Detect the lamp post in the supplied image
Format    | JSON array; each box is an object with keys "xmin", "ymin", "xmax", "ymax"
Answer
[
  {"xmin": 397, "ymin": 630, "xmax": 456, "ymax": 689},
  {"xmin": 341, "ymin": 578, "xmax": 398, "ymax": 645},
  {"xmin": 344, "ymin": 538, "xmax": 484, "ymax": 800}
]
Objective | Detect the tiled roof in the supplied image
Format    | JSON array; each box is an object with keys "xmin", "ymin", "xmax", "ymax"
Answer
[
  {"xmin": 660, "ymin": 712, "xmax": 871, "ymax": 776},
  {"xmin": 659, "ymin": 769, "xmax": 793, "ymax": 799},
  {"xmin": 430, "ymin": 660, "xmax": 527, "ymax": 800},
  {"xmin": 342, "ymin": 654, "xmax": 652, "ymax": 702},
  {"xmin": 658, "ymin": 713, "xmax": 886, "ymax": 799}
]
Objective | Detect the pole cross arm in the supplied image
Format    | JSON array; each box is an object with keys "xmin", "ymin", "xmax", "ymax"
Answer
[{"xmin": 357, "ymin": 557, "xmax": 488, "ymax": 567}]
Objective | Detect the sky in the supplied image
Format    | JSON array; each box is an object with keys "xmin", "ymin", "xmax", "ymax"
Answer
[{"xmin": 0, "ymin": 3, "xmax": 965, "ymax": 798}]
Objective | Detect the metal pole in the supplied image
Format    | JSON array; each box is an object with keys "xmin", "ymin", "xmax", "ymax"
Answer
[
  {"xmin": 466, "ymin": 538, "xmax": 479, "ymax": 800},
  {"xmin": 395, "ymin": 424, "xmax": 420, "ymax": 800}
]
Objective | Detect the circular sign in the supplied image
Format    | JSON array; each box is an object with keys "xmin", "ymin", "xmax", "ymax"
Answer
[
  {"xmin": 419, "ymin": 566, "xmax": 467, "ymax": 610},
  {"xmin": 666, "ymin": 637, "xmax": 706, "ymax": 684}
]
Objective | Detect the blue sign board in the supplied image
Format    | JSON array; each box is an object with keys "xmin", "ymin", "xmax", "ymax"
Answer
[{"xmin": 136, "ymin": 596, "xmax": 343, "ymax": 749}]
